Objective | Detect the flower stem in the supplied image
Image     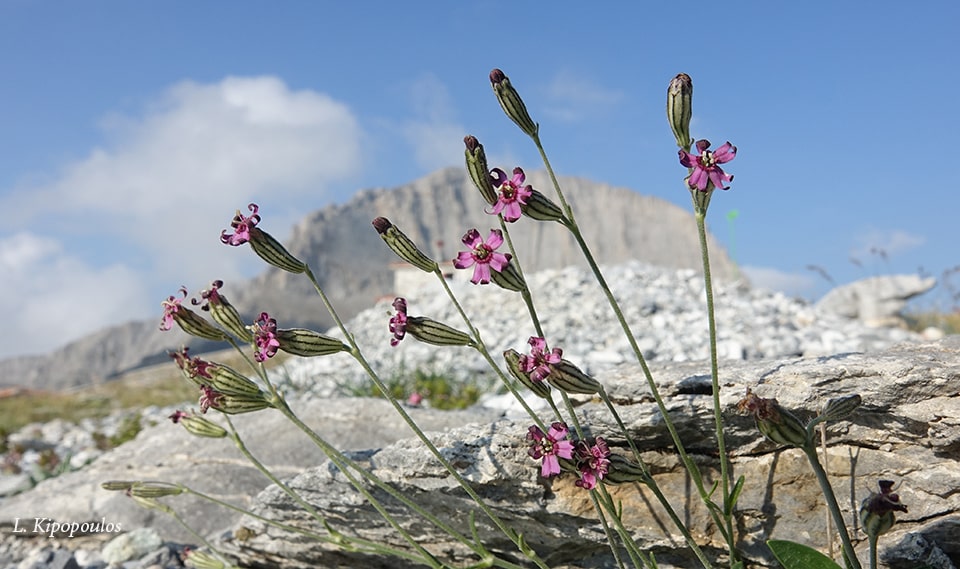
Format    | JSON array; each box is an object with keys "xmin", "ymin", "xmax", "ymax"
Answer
[
  {"xmin": 531, "ymin": 134, "xmax": 719, "ymax": 568},
  {"xmin": 802, "ymin": 445, "xmax": 863, "ymax": 569},
  {"xmin": 694, "ymin": 207, "xmax": 737, "ymax": 563},
  {"xmin": 302, "ymin": 266, "xmax": 552, "ymax": 569}
]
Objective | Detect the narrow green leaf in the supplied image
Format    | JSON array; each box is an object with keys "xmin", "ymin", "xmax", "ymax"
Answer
[{"xmin": 767, "ymin": 540, "xmax": 843, "ymax": 569}]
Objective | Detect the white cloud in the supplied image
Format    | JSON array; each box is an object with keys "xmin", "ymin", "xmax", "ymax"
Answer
[
  {"xmin": 741, "ymin": 265, "xmax": 819, "ymax": 298},
  {"xmin": 0, "ymin": 76, "xmax": 363, "ymax": 357},
  {"xmin": 396, "ymin": 73, "xmax": 465, "ymax": 172},
  {"xmin": 542, "ymin": 69, "xmax": 624, "ymax": 122},
  {"xmin": 851, "ymin": 228, "xmax": 926, "ymax": 260},
  {"xmin": 0, "ymin": 233, "xmax": 151, "ymax": 359}
]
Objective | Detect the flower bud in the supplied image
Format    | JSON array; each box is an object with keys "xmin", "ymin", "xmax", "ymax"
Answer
[
  {"xmin": 276, "ymin": 328, "xmax": 350, "ymax": 357},
  {"xmin": 604, "ymin": 454, "xmax": 650, "ymax": 484},
  {"xmin": 372, "ymin": 217, "xmax": 439, "ymax": 273},
  {"xmin": 249, "ymin": 229, "xmax": 307, "ymax": 274},
  {"xmin": 736, "ymin": 389, "xmax": 810, "ymax": 448},
  {"xmin": 101, "ymin": 480, "xmax": 136, "ymax": 492},
  {"xmin": 490, "ymin": 68, "xmax": 538, "ymax": 138},
  {"xmin": 504, "ymin": 349, "xmax": 551, "ymax": 399},
  {"xmin": 820, "ymin": 393, "xmax": 862, "ymax": 422},
  {"xmin": 547, "ymin": 360, "xmax": 602, "ymax": 395},
  {"xmin": 177, "ymin": 414, "xmax": 229, "ymax": 438},
  {"xmin": 667, "ymin": 73, "xmax": 693, "ymax": 150},
  {"xmin": 464, "ymin": 136, "xmax": 498, "ymax": 206},
  {"xmin": 129, "ymin": 482, "xmax": 185, "ymax": 498},
  {"xmin": 520, "ymin": 189, "xmax": 566, "ymax": 222},
  {"xmin": 405, "ymin": 316, "xmax": 474, "ymax": 347},
  {"xmin": 130, "ymin": 495, "xmax": 173, "ymax": 514},
  {"xmin": 172, "ymin": 307, "xmax": 230, "ymax": 342},
  {"xmin": 490, "ymin": 262, "xmax": 526, "ymax": 292}
]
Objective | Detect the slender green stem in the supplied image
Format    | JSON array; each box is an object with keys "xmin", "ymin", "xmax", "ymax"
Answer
[
  {"xmin": 591, "ymin": 487, "xmax": 634, "ymax": 569},
  {"xmin": 531, "ymin": 135, "xmax": 720, "ymax": 567},
  {"xmin": 302, "ymin": 267, "xmax": 551, "ymax": 569},
  {"xmin": 802, "ymin": 445, "xmax": 863, "ymax": 569},
  {"xmin": 694, "ymin": 208, "xmax": 737, "ymax": 562},
  {"xmin": 225, "ymin": 415, "xmax": 444, "ymax": 568},
  {"xmin": 868, "ymin": 535, "xmax": 878, "ymax": 569}
]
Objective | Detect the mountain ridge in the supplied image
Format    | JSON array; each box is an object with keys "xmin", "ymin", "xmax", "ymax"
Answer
[{"xmin": 0, "ymin": 167, "xmax": 738, "ymax": 390}]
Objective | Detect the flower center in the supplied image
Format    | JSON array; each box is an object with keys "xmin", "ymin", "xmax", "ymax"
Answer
[{"xmin": 474, "ymin": 246, "xmax": 491, "ymax": 261}]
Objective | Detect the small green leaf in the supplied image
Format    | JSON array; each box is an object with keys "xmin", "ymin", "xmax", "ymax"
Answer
[
  {"xmin": 727, "ymin": 475, "xmax": 746, "ymax": 516},
  {"xmin": 767, "ymin": 540, "xmax": 843, "ymax": 569}
]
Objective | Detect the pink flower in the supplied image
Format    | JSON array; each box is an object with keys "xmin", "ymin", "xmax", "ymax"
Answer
[
  {"xmin": 253, "ymin": 312, "xmax": 280, "ymax": 362},
  {"xmin": 389, "ymin": 297, "xmax": 408, "ymax": 347},
  {"xmin": 527, "ymin": 422, "xmax": 575, "ymax": 477},
  {"xmin": 169, "ymin": 347, "xmax": 215, "ymax": 380},
  {"xmin": 168, "ymin": 410, "xmax": 190, "ymax": 423},
  {"xmin": 575, "ymin": 437, "xmax": 611, "ymax": 490},
  {"xmin": 199, "ymin": 385, "xmax": 225, "ymax": 413},
  {"xmin": 679, "ymin": 139, "xmax": 736, "ymax": 192},
  {"xmin": 160, "ymin": 287, "xmax": 188, "ymax": 331},
  {"xmin": 192, "ymin": 279, "xmax": 224, "ymax": 310},
  {"xmin": 489, "ymin": 167, "xmax": 532, "ymax": 222},
  {"xmin": 453, "ymin": 228, "xmax": 512, "ymax": 284},
  {"xmin": 220, "ymin": 203, "xmax": 261, "ymax": 246},
  {"xmin": 518, "ymin": 337, "xmax": 562, "ymax": 383}
]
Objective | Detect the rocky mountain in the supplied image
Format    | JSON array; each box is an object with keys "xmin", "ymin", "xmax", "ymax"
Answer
[{"xmin": 0, "ymin": 167, "xmax": 737, "ymax": 390}]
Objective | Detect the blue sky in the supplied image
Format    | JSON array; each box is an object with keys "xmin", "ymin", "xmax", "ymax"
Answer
[{"xmin": 1, "ymin": 2, "xmax": 957, "ymax": 359}]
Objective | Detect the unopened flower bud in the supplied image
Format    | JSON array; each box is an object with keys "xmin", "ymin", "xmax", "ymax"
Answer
[
  {"xmin": 129, "ymin": 482, "xmax": 185, "ymax": 498},
  {"xmin": 604, "ymin": 454, "xmax": 650, "ymax": 484},
  {"xmin": 860, "ymin": 479, "xmax": 908, "ymax": 539},
  {"xmin": 464, "ymin": 136, "xmax": 498, "ymax": 205},
  {"xmin": 520, "ymin": 189, "xmax": 566, "ymax": 223},
  {"xmin": 130, "ymin": 495, "xmax": 172, "ymax": 514},
  {"xmin": 372, "ymin": 217, "xmax": 439, "ymax": 273},
  {"xmin": 490, "ymin": 262, "xmax": 526, "ymax": 292},
  {"xmin": 101, "ymin": 480, "xmax": 137, "ymax": 492},
  {"xmin": 276, "ymin": 328, "xmax": 350, "ymax": 357},
  {"xmin": 667, "ymin": 73, "xmax": 693, "ymax": 150},
  {"xmin": 490, "ymin": 68, "xmax": 538, "ymax": 138},
  {"xmin": 249, "ymin": 229, "xmax": 307, "ymax": 274},
  {"xmin": 405, "ymin": 316, "xmax": 474, "ymax": 347},
  {"xmin": 177, "ymin": 414, "xmax": 229, "ymax": 438},
  {"xmin": 547, "ymin": 360, "xmax": 602, "ymax": 395},
  {"xmin": 737, "ymin": 388, "xmax": 810, "ymax": 448},
  {"xmin": 172, "ymin": 307, "xmax": 230, "ymax": 342},
  {"xmin": 820, "ymin": 393, "xmax": 862, "ymax": 422},
  {"xmin": 504, "ymin": 349, "xmax": 551, "ymax": 399}
]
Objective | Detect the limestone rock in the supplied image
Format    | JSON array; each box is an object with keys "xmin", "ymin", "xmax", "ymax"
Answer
[
  {"xmin": 220, "ymin": 337, "xmax": 960, "ymax": 568},
  {"xmin": 816, "ymin": 274, "xmax": 937, "ymax": 327},
  {"xmin": 0, "ymin": 399, "xmax": 503, "ymax": 543}
]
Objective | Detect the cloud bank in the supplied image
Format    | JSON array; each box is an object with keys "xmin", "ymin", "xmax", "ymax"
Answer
[{"xmin": 0, "ymin": 76, "xmax": 363, "ymax": 358}]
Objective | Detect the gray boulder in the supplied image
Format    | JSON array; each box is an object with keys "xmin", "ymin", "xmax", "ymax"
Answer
[
  {"xmin": 219, "ymin": 337, "xmax": 960, "ymax": 568},
  {"xmin": 0, "ymin": 399, "xmax": 503, "ymax": 542},
  {"xmin": 816, "ymin": 274, "xmax": 937, "ymax": 327}
]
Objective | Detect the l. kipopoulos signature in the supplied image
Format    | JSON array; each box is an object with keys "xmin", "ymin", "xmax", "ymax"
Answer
[{"xmin": 9, "ymin": 517, "xmax": 122, "ymax": 538}]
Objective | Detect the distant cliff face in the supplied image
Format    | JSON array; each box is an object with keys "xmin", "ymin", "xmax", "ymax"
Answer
[{"xmin": 0, "ymin": 168, "xmax": 738, "ymax": 390}]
